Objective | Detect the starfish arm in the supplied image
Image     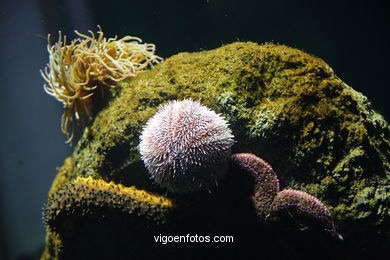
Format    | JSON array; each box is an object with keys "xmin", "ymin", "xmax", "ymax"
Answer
[
  {"xmin": 231, "ymin": 153, "xmax": 280, "ymax": 216},
  {"xmin": 271, "ymin": 189, "xmax": 343, "ymax": 240}
]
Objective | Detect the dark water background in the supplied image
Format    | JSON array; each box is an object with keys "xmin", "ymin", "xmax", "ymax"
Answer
[{"xmin": 0, "ymin": 0, "xmax": 388, "ymax": 259}]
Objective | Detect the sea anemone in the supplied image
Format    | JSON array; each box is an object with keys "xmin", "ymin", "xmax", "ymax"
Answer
[
  {"xmin": 40, "ymin": 26, "xmax": 162, "ymax": 143},
  {"xmin": 139, "ymin": 99, "xmax": 235, "ymax": 193}
]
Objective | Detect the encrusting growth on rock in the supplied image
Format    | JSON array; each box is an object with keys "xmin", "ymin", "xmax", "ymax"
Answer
[
  {"xmin": 139, "ymin": 99, "xmax": 235, "ymax": 193},
  {"xmin": 44, "ymin": 176, "xmax": 175, "ymax": 229},
  {"xmin": 41, "ymin": 26, "xmax": 162, "ymax": 143},
  {"xmin": 232, "ymin": 153, "xmax": 342, "ymax": 240}
]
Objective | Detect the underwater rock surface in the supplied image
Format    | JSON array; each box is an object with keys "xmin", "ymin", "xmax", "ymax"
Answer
[{"xmin": 42, "ymin": 42, "xmax": 389, "ymax": 259}]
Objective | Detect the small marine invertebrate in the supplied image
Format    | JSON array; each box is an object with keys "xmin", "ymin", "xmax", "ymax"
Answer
[
  {"xmin": 272, "ymin": 189, "xmax": 343, "ymax": 240},
  {"xmin": 44, "ymin": 176, "xmax": 175, "ymax": 230},
  {"xmin": 41, "ymin": 26, "xmax": 162, "ymax": 142},
  {"xmin": 139, "ymin": 99, "xmax": 235, "ymax": 193},
  {"xmin": 232, "ymin": 153, "xmax": 342, "ymax": 240},
  {"xmin": 231, "ymin": 153, "xmax": 280, "ymax": 217}
]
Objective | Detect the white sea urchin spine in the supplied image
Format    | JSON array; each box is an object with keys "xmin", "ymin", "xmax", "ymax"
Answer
[{"xmin": 139, "ymin": 99, "xmax": 235, "ymax": 193}]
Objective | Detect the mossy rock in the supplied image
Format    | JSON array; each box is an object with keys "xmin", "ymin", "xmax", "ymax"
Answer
[{"xmin": 43, "ymin": 42, "xmax": 389, "ymax": 259}]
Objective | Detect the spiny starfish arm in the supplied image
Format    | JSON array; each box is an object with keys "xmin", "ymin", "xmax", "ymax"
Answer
[
  {"xmin": 231, "ymin": 153, "xmax": 280, "ymax": 216},
  {"xmin": 43, "ymin": 176, "xmax": 175, "ymax": 232},
  {"xmin": 271, "ymin": 189, "xmax": 343, "ymax": 240}
]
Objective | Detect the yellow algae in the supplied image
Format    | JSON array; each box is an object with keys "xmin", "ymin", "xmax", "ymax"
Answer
[
  {"xmin": 48, "ymin": 157, "xmax": 75, "ymax": 198},
  {"xmin": 44, "ymin": 176, "xmax": 174, "ymax": 228}
]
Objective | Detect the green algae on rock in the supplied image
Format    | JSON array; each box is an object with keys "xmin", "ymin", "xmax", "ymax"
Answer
[{"xmin": 43, "ymin": 42, "xmax": 389, "ymax": 259}]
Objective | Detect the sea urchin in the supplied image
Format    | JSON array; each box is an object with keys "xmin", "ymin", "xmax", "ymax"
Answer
[{"xmin": 139, "ymin": 99, "xmax": 235, "ymax": 193}]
